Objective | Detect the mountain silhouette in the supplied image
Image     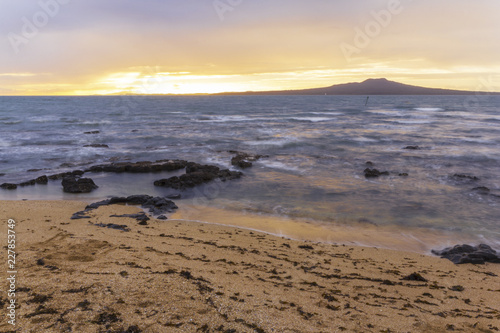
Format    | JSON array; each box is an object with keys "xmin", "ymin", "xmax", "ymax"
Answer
[{"xmin": 216, "ymin": 78, "xmax": 498, "ymax": 95}]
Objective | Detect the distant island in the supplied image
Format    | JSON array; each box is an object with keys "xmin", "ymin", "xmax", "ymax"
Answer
[{"xmin": 214, "ymin": 78, "xmax": 499, "ymax": 96}]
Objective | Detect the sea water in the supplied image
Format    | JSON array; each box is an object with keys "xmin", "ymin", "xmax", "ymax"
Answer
[{"xmin": 1, "ymin": 95, "xmax": 499, "ymax": 249}]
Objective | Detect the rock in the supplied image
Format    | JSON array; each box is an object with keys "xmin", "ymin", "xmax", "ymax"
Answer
[
  {"xmin": 1, "ymin": 183, "xmax": 18, "ymax": 190},
  {"xmin": 87, "ymin": 160, "xmax": 187, "ymax": 173},
  {"xmin": 157, "ymin": 215, "xmax": 168, "ymax": 220},
  {"xmin": 84, "ymin": 144, "xmax": 109, "ymax": 148},
  {"xmin": 71, "ymin": 211, "xmax": 91, "ymax": 220},
  {"xmin": 230, "ymin": 151, "xmax": 265, "ymax": 169},
  {"xmin": 35, "ymin": 175, "xmax": 48, "ymax": 184},
  {"xmin": 27, "ymin": 168, "xmax": 43, "ymax": 172},
  {"xmin": 471, "ymin": 186, "xmax": 490, "ymax": 195},
  {"xmin": 154, "ymin": 162, "xmax": 242, "ymax": 189},
  {"xmin": 19, "ymin": 179, "xmax": 36, "ymax": 186},
  {"xmin": 0, "ymin": 173, "xmax": 5, "ymax": 177},
  {"xmin": 450, "ymin": 174, "xmax": 479, "ymax": 182},
  {"xmin": 82, "ymin": 195, "xmax": 178, "ymax": 217},
  {"xmin": 84, "ymin": 131, "xmax": 100, "ymax": 134},
  {"xmin": 94, "ymin": 223, "xmax": 130, "ymax": 232},
  {"xmin": 398, "ymin": 173, "xmax": 409, "ymax": 177},
  {"xmin": 62, "ymin": 176, "xmax": 98, "ymax": 193},
  {"xmin": 365, "ymin": 161, "xmax": 374, "ymax": 167},
  {"xmin": 403, "ymin": 145, "xmax": 421, "ymax": 150},
  {"xmin": 110, "ymin": 213, "xmax": 150, "ymax": 223},
  {"xmin": 166, "ymin": 194, "xmax": 182, "ymax": 199},
  {"xmin": 432, "ymin": 244, "xmax": 500, "ymax": 264},
  {"xmin": 364, "ymin": 168, "xmax": 389, "ymax": 178}
]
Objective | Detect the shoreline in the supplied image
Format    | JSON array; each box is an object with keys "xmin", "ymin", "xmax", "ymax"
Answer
[{"xmin": 1, "ymin": 200, "xmax": 500, "ymax": 332}]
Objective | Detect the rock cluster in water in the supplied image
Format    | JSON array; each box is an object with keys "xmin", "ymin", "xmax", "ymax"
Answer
[
  {"xmin": 62, "ymin": 175, "xmax": 99, "ymax": 193},
  {"xmin": 154, "ymin": 162, "xmax": 242, "ymax": 189},
  {"xmin": 229, "ymin": 151, "xmax": 265, "ymax": 169},
  {"xmin": 432, "ymin": 244, "xmax": 500, "ymax": 264}
]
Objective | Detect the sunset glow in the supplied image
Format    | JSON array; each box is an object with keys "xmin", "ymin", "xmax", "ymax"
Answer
[{"xmin": 1, "ymin": 0, "xmax": 499, "ymax": 95}]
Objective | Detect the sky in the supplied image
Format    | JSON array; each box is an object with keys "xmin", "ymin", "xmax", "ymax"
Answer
[{"xmin": 1, "ymin": 0, "xmax": 499, "ymax": 95}]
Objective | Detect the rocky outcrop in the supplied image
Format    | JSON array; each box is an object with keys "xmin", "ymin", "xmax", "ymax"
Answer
[
  {"xmin": 84, "ymin": 195, "xmax": 178, "ymax": 217},
  {"xmin": 364, "ymin": 168, "xmax": 389, "ymax": 178},
  {"xmin": 432, "ymin": 244, "xmax": 500, "ymax": 264},
  {"xmin": 87, "ymin": 160, "xmax": 188, "ymax": 173},
  {"xmin": 62, "ymin": 176, "xmax": 98, "ymax": 193},
  {"xmin": 450, "ymin": 174, "xmax": 479, "ymax": 182},
  {"xmin": 229, "ymin": 151, "xmax": 265, "ymax": 169},
  {"xmin": 403, "ymin": 146, "xmax": 421, "ymax": 150},
  {"xmin": 154, "ymin": 162, "xmax": 242, "ymax": 189},
  {"xmin": 84, "ymin": 144, "xmax": 109, "ymax": 148},
  {"xmin": 0, "ymin": 183, "xmax": 17, "ymax": 190}
]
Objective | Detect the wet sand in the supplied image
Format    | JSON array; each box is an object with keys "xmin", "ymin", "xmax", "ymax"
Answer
[{"xmin": 1, "ymin": 200, "xmax": 499, "ymax": 332}]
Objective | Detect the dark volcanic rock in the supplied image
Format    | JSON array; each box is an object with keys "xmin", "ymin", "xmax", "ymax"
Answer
[
  {"xmin": 230, "ymin": 152, "xmax": 264, "ymax": 169},
  {"xmin": 84, "ymin": 144, "xmax": 109, "ymax": 148},
  {"xmin": 450, "ymin": 174, "xmax": 479, "ymax": 182},
  {"xmin": 364, "ymin": 168, "xmax": 389, "ymax": 178},
  {"xmin": 94, "ymin": 223, "xmax": 130, "ymax": 232},
  {"xmin": 110, "ymin": 213, "xmax": 150, "ymax": 223},
  {"xmin": 71, "ymin": 211, "xmax": 91, "ymax": 220},
  {"xmin": 403, "ymin": 145, "xmax": 421, "ymax": 150},
  {"xmin": 87, "ymin": 160, "xmax": 187, "ymax": 173},
  {"xmin": 62, "ymin": 176, "xmax": 98, "ymax": 193},
  {"xmin": 0, "ymin": 173, "xmax": 5, "ymax": 177},
  {"xmin": 432, "ymin": 244, "xmax": 500, "ymax": 264},
  {"xmin": 84, "ymin": 131, "xmax": 100, "ymax": 134},
  {"xmin": 471, "ymin": 186, "xmax": 490, "ymax": 195},
  {"xmin": 1, "ymin": 183, "xmax": 17, "ymax": 190},
  {"xmin": 154, "ymin": 162, "xmax": 242, "ymax": 189},
  {"xmin": 83, "ymin": 195, "xmax": 177, "ymax": 217},
  {"xmin": 35, "ymin": 175, "xmax": 48, "ymax": 184},
  {"xmin": 19, "ymin": 179, "xmax": 36, "ymax": 186}
]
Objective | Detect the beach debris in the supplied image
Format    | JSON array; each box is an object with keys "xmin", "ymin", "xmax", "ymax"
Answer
[
  {"xmin": 154, "ymin": 162, "xmax": 242, "ymax": 189},
  {"xmin": 364, "ymin": 168, "xmax": 389, "ymax": 178},
  {"xmin": 401, "ymin": 272, "xmax": 428, "ymax": 282},
  {"xmin": 432, "ymin": 244, "xmax": 500, "ymax": 264},
  {"xmin": 94, "ymin": 223, "xmax": 131, "ymax": 232},
  {"xmin": 62, "ymin": 175, "xmax": 98, "ymax": 193}
]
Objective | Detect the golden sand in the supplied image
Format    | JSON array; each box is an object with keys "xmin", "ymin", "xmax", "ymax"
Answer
[{"xmin": 1, "ymin": 200, "xmax": 499, "ymax": 332}]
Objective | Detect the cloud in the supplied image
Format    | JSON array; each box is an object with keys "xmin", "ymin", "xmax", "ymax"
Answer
[{"xmin": 1, "ymin": 0, "xmax": 499, "ymax": 94}]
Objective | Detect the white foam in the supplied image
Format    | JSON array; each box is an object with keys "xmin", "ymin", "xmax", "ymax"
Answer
[
  {"xmin": 290, "ymin": 117, "xmax": 332, "ymax": 122},
  {"xmin": 414, "ymin": 107, "xmax": 443, "ymax": 112}
]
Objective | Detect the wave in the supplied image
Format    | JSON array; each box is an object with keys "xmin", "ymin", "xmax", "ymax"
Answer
[
  {"xmin": 414, "ymin": 107, "xmax": 444, "ymax": 112},
  {"xmin": 289, "ymin": 117, "xmax": 332, "ymax": 122}
]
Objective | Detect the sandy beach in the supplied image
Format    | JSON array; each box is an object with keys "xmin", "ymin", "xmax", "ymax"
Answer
[{"xmin": 1, "ymin": 200, "xmax": 499, "ymax": 332}]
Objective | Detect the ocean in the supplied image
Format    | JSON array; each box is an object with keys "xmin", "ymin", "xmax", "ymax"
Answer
[{"xmin": 1, "ymin": 95, "xmax": 499, "ymax": 250}]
